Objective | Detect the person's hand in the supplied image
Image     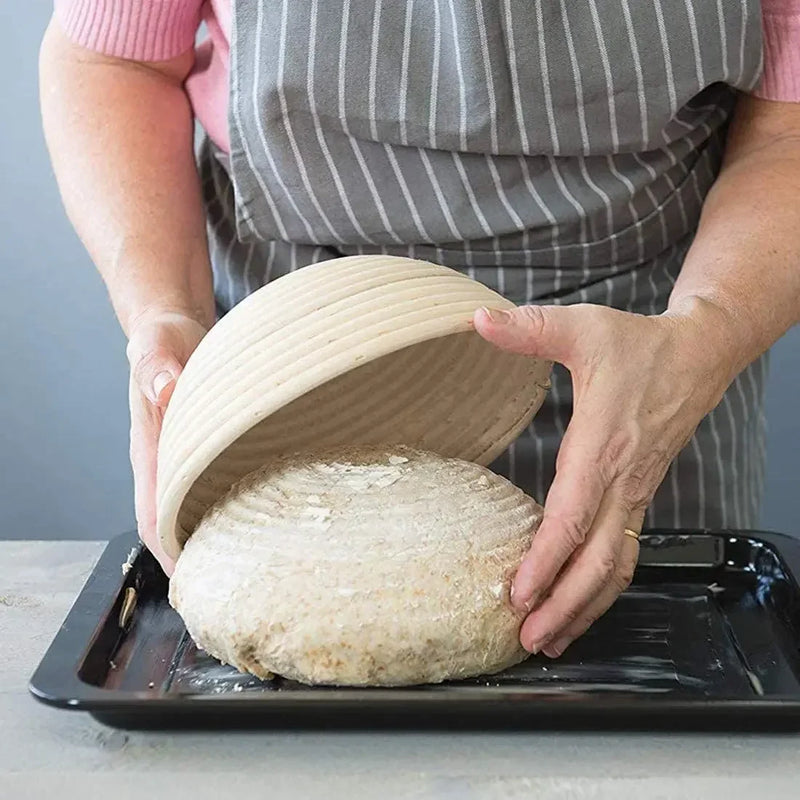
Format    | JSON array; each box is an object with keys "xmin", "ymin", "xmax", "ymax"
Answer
[
  {"xmin": 474, "ymin": 300, "xmax": 736, "ymax": 657},
  {"xmin": 126, "ymin": 310, "xmax": 208, "ymax": 575}
]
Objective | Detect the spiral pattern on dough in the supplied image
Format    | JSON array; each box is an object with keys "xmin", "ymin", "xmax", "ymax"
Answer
[{"xmin": 169, "ymin": 446, "xmax": 543, "ymax": 687}]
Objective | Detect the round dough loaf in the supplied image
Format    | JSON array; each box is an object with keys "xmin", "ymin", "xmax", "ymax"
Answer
[{"xmin": 169, "ymin": 446, "xmax": 543, "ymax": 686}]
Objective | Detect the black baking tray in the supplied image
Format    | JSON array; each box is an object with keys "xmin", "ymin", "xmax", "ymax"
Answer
[{"xmin": 30, "ymin": 529, "xmax": 800, "ymax": 730}]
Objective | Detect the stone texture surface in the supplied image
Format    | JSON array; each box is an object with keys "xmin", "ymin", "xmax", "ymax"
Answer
[{"xmin": 2, "ymin": 540, "xmax": 799, "ymax": 800}]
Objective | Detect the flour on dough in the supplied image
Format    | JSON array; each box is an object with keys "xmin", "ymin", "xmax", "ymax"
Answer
[{"xmin": 169, "ymin": 446, "xmax": 543, "ymax": 687}]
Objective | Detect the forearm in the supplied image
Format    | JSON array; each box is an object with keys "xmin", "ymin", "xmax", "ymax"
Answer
[
  {"xmin": 668, "ymin": 94, "xmax": 800, "ymax": 378},
  {"xmin": 39, "ymin": 18, "xmax": 214, "ymax": 336}
]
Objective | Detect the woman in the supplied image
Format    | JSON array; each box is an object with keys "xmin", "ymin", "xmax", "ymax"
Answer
[{"xmin": 41, "ymin": 1, "xmax": 800, "ymax": 659}]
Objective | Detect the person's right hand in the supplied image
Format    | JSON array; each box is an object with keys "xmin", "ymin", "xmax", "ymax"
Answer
[{"xmin": 126, "ymin": 310, "xmax": 209, "ymax": 575}]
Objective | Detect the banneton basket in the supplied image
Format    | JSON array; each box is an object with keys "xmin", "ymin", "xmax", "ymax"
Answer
[{"xmin": 156, "ymin": 255, "xmax": 552, "ymax": 560}]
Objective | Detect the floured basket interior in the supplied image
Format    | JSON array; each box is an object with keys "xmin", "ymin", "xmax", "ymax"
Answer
[{"xmin": 169, "ymin": 446, "xmax": 543, "ymax": 687}]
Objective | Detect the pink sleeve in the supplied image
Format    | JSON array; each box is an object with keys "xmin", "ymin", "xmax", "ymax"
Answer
[
  {"xmin": 757, "ymin": 0, "xmax": 800, "ymax": 102},
  {"xmin": 54, "ymin": 0, "xmax": 203, "ymax": 62}
]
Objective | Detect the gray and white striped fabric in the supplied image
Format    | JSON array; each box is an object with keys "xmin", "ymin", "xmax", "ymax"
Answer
[{"xmin": 200, "ymin": 0, "xmax": 768, "ymax": 529}]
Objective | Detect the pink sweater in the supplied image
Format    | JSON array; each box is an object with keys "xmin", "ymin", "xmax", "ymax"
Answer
[{"xmin": 55, "ymin": 0, "xmax": 800, "ymax": 154}]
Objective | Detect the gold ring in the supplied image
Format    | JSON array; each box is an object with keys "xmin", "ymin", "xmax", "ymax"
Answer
[{"xmin": 623, "ymin": 528, "xmax": 641, "ymax": 541}]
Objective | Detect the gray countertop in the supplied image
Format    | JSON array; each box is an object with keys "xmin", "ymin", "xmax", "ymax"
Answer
[{"xmin": 1, "ymin": 540, "xmax": 798, "ymax": 799}]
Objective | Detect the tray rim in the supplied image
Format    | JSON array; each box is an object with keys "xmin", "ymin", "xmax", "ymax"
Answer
[{"xmin": 28, "ymin": 528, "xmax": 800, "ymax": 724}]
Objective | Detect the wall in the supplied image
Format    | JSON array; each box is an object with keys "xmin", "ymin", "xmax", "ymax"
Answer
[
  {"xmin": 1, "ymin": 5, "xmax": 797, "ymax": 541},
  {"xmin": 2, "ymin": 5, "xmax": 132, "ymax": 540}
]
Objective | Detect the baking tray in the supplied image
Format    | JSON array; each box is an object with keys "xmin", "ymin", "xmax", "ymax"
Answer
[{"xmin": 30, "ymin": 529, "xmax": 800, "ymax": 730}]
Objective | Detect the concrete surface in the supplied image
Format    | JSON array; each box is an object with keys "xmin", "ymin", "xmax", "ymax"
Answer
[{"xmin": 1, "ymin": 540, "xmax": 799, "ymax": 800}]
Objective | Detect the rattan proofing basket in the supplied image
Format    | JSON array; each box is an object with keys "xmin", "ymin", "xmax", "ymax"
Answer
[{"xmin": 156, "ymin": 255, "xmax": 552, "ymax": 559}]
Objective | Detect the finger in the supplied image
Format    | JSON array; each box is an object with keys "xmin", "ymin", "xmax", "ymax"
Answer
[
  {"xmin": 129, "ymin": 376, "xmax": 175, "ymax": 576},
  {"xmin": 511, "ymin": 426, "xmax": 608, "ymax": 613},
  {"xmin": 540, "ymin": 529, "xmax": 641, "ymax": 658},
  {"xmin": 473, "ymin": 304, "xmax": 582, "ymax": 366},
  {"xmin": 126, "ymin": 340, "xmax": 184, "ymax": 408},
  {"xmin": 518, "ymin": 486, "xmax": 636, "ymax": 653},
  {"xmin": 625, "ymin": 507, "xmax": 647, "ymax": 545}
]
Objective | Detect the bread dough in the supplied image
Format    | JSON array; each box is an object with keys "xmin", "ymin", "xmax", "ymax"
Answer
[{"xmin": 169, "ymin": 446, "xmax": 543, "ymax": 686}]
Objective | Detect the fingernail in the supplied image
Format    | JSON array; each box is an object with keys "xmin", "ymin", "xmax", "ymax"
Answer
[
  {"xmin": 152, "ymin": 371, "xmax": 175, "ymax": 403},
  {"xmin": 527, "ymin": 638, "xmax": 546, "ymax": 655},
  {"xmin": 480, "ymin": 307, "xmax": 512, "ymax": 325},
  {"xmin": 510, "ymin": 580, "xmax": 538, "ymax": 612},
  {"xmin": 545, "ymin": 637, "xmax": 571, "ymax": 659},
  {"xmin": 523, "ymin": 591, "xmax": 541, "ymax": 613},
  {"xmin": 511, "ymin": 589, "xmax": 530, "ymax": 613},
  {"xmin": 523, "ymin": 626, "xmax": 549, "ymax": 654}
]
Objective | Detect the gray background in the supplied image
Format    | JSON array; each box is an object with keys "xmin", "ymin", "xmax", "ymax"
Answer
[{"xmin": 1, "ymin": 6, "xmax": 797, "ymax": 541}]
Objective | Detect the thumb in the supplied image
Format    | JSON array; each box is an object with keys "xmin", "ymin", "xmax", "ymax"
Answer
[
  {"xmin": 127, "ymin": 343, "xmax": 184, "ymax": 408},
  {"xmin": 473, "ymin": 304, "xmax": 582, "ymax": 366}
]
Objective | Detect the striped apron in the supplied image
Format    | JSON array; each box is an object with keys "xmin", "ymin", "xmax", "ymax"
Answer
[{"xmin": 199, "ymin": 0, "xmax": 768, "ymax": 530}]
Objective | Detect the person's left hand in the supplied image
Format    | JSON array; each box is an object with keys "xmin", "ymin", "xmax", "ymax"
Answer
[{"xmin": 474, "ymin": 300, "xmax": 737, "ymax": 658}]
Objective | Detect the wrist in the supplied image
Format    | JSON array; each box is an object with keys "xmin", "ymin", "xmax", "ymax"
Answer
[
  {"xmin": 661, "ymin": 294, "xmax": 754, "ymax": 398},
  {"xmin": 124, "ymin": 303, "xmax": 212, "ymax": 340},
  {"xmin": 108, "ymin": 240, "xmax": 216, "ymax": 337}
]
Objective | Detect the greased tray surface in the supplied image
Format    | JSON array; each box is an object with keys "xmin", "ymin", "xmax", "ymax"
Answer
[{"xmin": 30, "ymin": 530, "xmax": 800, "ymax": 729}]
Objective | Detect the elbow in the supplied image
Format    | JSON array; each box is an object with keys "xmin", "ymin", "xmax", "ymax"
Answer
[{"xmin": 39, "ymin": 14, "xmax": 195, "ymax": 91}]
